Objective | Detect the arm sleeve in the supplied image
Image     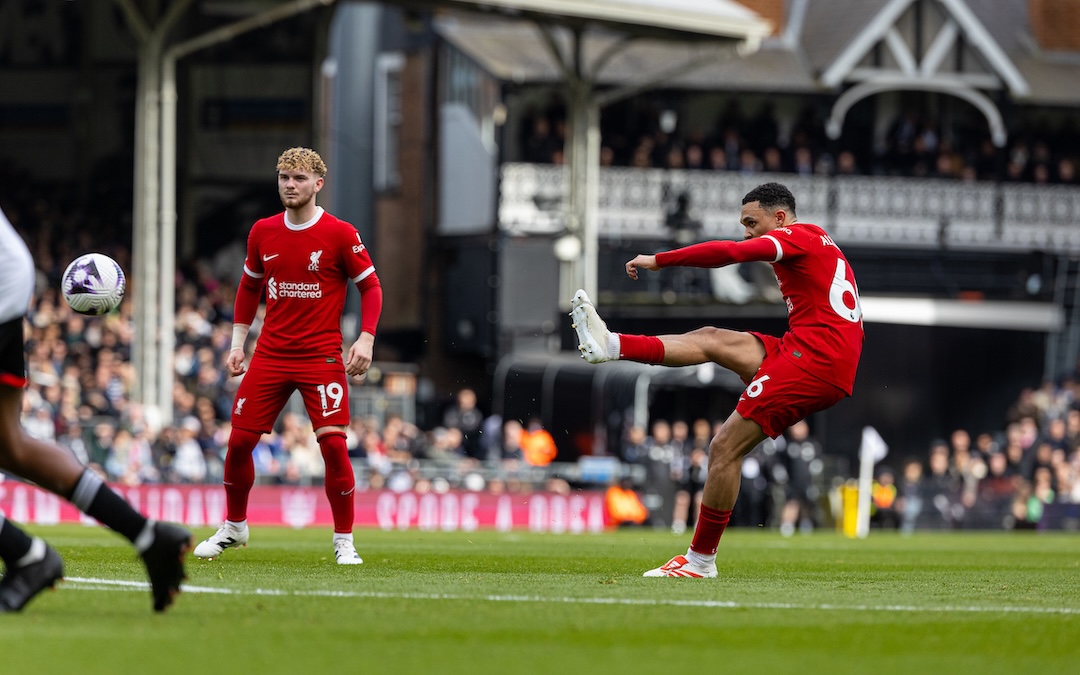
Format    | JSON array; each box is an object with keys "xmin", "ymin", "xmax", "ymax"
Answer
[
  {"xmin": 357, "ymin": 272, "xmax": 382, "ymax": 336},
  {"xmin": 655, "ymin": 237, "xmax": 782, "ymax": 269},
  {"xmin": 233, "ymin": 272, "xmax": 263, "ymax": 326}
]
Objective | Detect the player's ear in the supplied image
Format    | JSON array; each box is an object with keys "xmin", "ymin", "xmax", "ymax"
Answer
[
  {"xmin": 314, "ymin": 176, "xmax": 324, "ymax": 193},
  {"xmin": 772, "ymin": 207, "xmax": 787, "ymax": 226}
]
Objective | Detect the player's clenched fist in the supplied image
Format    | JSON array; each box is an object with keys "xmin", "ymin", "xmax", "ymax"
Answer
[
  {"xmin": 625, "ymin": 254, "xmax": 659, "ymax": 280},
  {"xmin": 226, "ymin": 348, "xmax": 247, "ymax": 376}
]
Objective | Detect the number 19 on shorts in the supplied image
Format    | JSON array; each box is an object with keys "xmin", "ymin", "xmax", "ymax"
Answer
[{"xmin": 317, "ymin": 382, "xmax": 345, "ymax": 415}]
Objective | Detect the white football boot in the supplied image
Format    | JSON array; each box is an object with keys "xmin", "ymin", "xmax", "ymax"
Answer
[
  {"xmin": 569, "ymin": 289, "xmax": 614, "ymax": 364},
  {"xmin": 333, "ymin": 538, "xmax": 363, "ymax": 565},
  {"xmin": 193, "ymin": 522, "xmax": 249, "ymax": 560}
]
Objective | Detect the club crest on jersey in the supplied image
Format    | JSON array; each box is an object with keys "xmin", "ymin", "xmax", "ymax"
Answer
[
  {"xmin": 235, "ymin": 397, "xmax": 246, "ymax": 415},
  {"xmin": 308, "ymin": 249, "xmax": 323, "ymax": 271}
]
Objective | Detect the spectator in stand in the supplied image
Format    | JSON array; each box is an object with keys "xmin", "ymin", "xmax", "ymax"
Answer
[
  {"xmin": 424, "ymin": 426, "xmax": 466, "ymax": 463},
  {"xmin": 707, "ymin": 147, "xmax": 727, "ymax": 171},
  {"xmin": 1044, "ymin": 416, "xmax": 1071, "ymax": 453},
  {"xmin": 776, "ymin": 419, "xmax": 823, "ymax": 536},
  {"xmin": 605, "ymin": 477, "xmax": 650, "ymax": 528},
  {"xmin": 1065, "ymin": 409, "xmax": 1080, "ymax": 450},
  {"xmin": 172, "ymin": 416, "xmax": 208, "ymax": 483},
  {"xmin": 762, "ymin": 147, "xmax": 784, "ymax": 173},
  {"xmin": 382, "ymin": 414, "xmax": 420, "ymax": 465},
  {"xmin": 1056, "ymin": 158, "xmax": 1076, "ymax": 185},
  {"xmin": 974, "ymin": 431, "xmax": 999, "ymax": 460},
  {"xmin": 792, "ymin": 146, "xmax": 814, "ymax": 176},
  {"xmin": 1029, "ymin": 439, "xmax": 1056, "ymax": 482},
  {"xmin": 1003, "ymin": 429, "xmax": 1029, "ymax": 478},
  {"xmin": 523, "ymin": 115, "xmax": 559, "ymax": 164},
  {"xmin": 664, "ymin": 145, "xmax": 686, "ymax": 170},
  {"xmin": 835, "ymin": 150, "xmax": 859, "ymax": 176},
  {"xmin": 974, "ymin": 451, "xmax": 1016, "ymax": 528},
  {"xmin": 630, "ymin": 138, "xmax": 654, "ymax": 168},
  {"xmin": 500, "ymin": 418, "xmax": 525, "ymax": 464},
  {"xmin": 737, "ymin": 148, "xmax": 761, "ymax": 174},
  {"xmin": 282, "ymin": 424, "xmax": 324, "ymax": 486},
  {"xmin": 685, "ymin": 144, "xmax": 705, "ymax": 170},
  {"xmin": 897, "ymin": 458, "xmax": 924, "ymax": 534},
  {"xmin": 920, "ymin": 440, "xmax": 959, "ymax": 529},
  {"xmin": 870, "ymin": 467, "xmax": 899, "ymax": 529},
  {"xmin": 621, "ymin": 424, "xmax": 649, "ymax": 464},
  {"xmin": 1024, "ymin": 466, "xmax": 1056, "ymax": 527},
  {"xmin": 443, "ymin": 388, "xmax": 484, "ymax": 461},
  {"xmin": 251, "ymin": 430, "xmax": 284, "ymax": 482},
  {"xmin": 520, "ymin": 418, "xmax": 558, "ymax": 467}
]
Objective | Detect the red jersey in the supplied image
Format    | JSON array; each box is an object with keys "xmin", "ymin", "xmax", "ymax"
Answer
[
  {"xmin": 242, "ymin": 207, "xmax": 376, "ymax": 361},
  {"xmin": 655, "ymin": 222, "xmax": 864, "ymax": 394}
]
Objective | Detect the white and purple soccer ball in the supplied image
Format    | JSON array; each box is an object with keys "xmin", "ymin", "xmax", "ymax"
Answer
[{"xmin": 61, "ymin": 253, "xmax": 126, "ymax": 316}]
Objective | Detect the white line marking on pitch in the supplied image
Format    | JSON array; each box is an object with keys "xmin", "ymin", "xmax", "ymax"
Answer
[{"xmin": 63, "ymin": 577, "xmax": 1080, "ymax": 615}]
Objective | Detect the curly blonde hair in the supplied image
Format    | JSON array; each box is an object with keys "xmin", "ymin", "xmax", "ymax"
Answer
[{"xmin": 276, "ymin": 147, "xmax": 327, "ymax": 177}]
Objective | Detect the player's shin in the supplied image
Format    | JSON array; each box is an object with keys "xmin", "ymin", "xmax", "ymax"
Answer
[
  {"xmin": 318, "ymin": 432, "xmax": 355, "ymax": 533},
  {"xmin": 617, "ymin": 334, "xmax": 665, "ymax": 364},
  {"xmin": 224, "ymin": 428, "xmax": 260, "ymax": 522},
  {"xmin": 68, "ymin": 468, "xmax": 148, "ymax": 543}
]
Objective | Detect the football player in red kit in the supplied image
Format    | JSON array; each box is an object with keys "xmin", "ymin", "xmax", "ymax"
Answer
[
  {"xmin": 571, "ymin": 182, "xmax": 863, "ymax": 578},
  {"xmin": 194, "ymin": 147, "xmax": 382, "ymax": 565}
]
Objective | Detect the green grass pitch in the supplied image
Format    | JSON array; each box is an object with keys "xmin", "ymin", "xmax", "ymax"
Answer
[{"xmin": 1, "ymin": 525, "xmax": 1076, "ymax": 674}]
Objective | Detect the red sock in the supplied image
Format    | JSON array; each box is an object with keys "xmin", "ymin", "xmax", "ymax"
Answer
[
  {"xmin": 223, "ymin": 428, "xmax": 260, "ymax": 522},
  {"xmin": 618, "ymin": 334, "xmax": 665, "ymax": 364},
  {"xmin": 689, "ymin": 504, "xmax": 732, "ymax": 555},
  {"xmin": 318, "ymin": 432, "xmax": 355, "ymax": 534}
]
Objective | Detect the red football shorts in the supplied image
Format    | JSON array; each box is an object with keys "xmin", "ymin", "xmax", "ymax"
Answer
[
  {"xmin": 230, "ymin": 355, "xmax": 351, "ymax": 433},
  {"xmin": 735, "ymin": 333, "xmax": 848, "ymax": 439}
]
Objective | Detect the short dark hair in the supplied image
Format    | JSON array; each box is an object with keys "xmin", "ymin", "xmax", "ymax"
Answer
[{"xmin": 742, "ymin": 182, "xmax": 796, "ymax": 217}]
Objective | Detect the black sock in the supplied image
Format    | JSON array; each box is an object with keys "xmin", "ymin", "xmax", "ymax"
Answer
[
  {"xmin": 68, "ymin": 469, "xmax": 149, "ymax": 544},
  {"xmin": 0, "ymin": 516, "xmax": 34, "ymax": 568}
]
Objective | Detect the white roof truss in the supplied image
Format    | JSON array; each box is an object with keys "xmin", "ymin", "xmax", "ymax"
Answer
[{"xmin": 820, "ymin": 0, "xmax": 1029, "ymax": 96}]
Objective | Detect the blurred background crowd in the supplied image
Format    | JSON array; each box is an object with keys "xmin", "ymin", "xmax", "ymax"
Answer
[{"xmin": 519, "ymin": 99, "xmax": 1080, "ymax": 185}]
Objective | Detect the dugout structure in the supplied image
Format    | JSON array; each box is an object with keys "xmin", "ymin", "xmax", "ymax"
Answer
[{"xmin": 493, "ymin": 352, "xmax": 746, "ymax": 461}]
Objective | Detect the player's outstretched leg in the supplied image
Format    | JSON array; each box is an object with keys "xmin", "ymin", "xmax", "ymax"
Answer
[
  {"xmin": 140, "ymin": 521, "xmax": 192, "ymax": 612},
  {"xmin": 570, "ymin": 290, "xmax": 615, "ymax": 364},
  {"xmin": 193, "ymin": 521, "xmax": 249, "ymax": 560},
  {"xmin": 642, "ymin": 553, "xmax": 718, "ymax": 579},
  {"xmin": 0, "ymin": 538, "xmax": 64, "ymax": 611}
]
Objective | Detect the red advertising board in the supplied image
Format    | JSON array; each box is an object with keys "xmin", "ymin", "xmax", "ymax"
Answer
[{"xmin": 0, "ymin": 481, "xmax": 611, "ymax": 533}]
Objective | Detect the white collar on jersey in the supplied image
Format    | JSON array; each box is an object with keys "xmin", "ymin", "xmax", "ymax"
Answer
[{"xmin": 284, "ymin": 206, "xmax": 324, "ymax": 231}]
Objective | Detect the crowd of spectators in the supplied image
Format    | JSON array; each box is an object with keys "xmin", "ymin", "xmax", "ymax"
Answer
[{"xmin": 518, "ymin": 97, "xmax": 1080, "ymax": 186}]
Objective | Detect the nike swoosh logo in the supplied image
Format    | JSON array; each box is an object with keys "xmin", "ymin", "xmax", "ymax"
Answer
[
  {"xmin": 322, "ymin": 409, "xmax": 341, "ymax": 417},
  {"xmin": 262, "ymin": 253, "xmax": 280, "ymax": 261}
]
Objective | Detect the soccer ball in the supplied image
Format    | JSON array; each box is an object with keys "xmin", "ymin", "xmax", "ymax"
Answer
[{"xmin": 61, "ymin": 253, "xmax": 126, "ymax": 316}]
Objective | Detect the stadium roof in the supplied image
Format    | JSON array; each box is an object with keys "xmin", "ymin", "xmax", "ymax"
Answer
[
  {"xmin": 411, "ymin": 0, "xmax": 772, "ymax": 43},
  {"xmin": 429, "ymin": 0, "xmax": 1080, "ymax": 105},
  {"xmin": 432, "ymin": 12, "xmax": 815, "ymax": 90}
]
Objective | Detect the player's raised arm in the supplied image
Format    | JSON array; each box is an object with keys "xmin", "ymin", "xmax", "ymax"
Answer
[
  {"xmin": 657, "ymin": 237, "xmax": 782, "ymax": 269},
  {"xmin": 626, "ymin": 237, "xmax": 781, "ymax": 280}
]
